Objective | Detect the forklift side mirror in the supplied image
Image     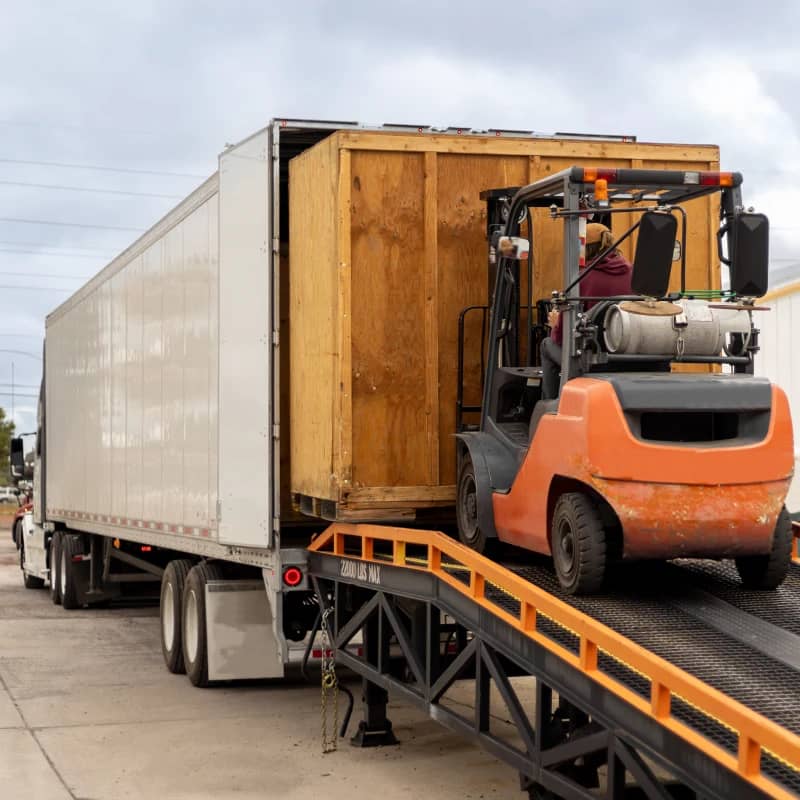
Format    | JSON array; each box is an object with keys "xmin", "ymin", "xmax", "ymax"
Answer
[
  {"xmin": 631, "ymin": 211, "xmax": 677, "ymax": 297},
  {"xmin": 731, "ymin": 212, "xmax": 769, "ymax": 297},
  {"xmin": 497, "ymin": 236, "xmax": 529, "ymax": 261},
  {"xmin": 9, "ymin": 437, "xmax": 24, "ymax": 479}
]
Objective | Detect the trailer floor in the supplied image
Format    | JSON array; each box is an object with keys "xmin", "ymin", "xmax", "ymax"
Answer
[{"xmin": 0, "ymin": 530, "xmax": 518, "ymax": 800}]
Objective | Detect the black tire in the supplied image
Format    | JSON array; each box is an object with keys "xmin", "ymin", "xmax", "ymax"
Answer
[
  {"xmin": 456, "ymin": 456, "xmax": 494, "ymax": 554},
  {"xmin": 551, "ymin": 493, "xmax": 607, "ymax": 595},
  {"xmin": 161, "ymin": 559, "xmax": 194, "ymax": 674},
  {"xmin": 12, "ymin": 518, "xmax": 19, "ymax": 547},
  {"xmin": 60, "ymin": 535, "xmax": 83, "ymax": 610},
  {"xmin": 735, "ymin": 506, "xmax": 793, "ymax": 590},
  {"xmin": 20, "ymin": 535, "xmax": 45, "ymax": 589},
  {"xmin": 50, "ymin": 531, "xmax": 63, "ymax": 605},
  {"xmin": 182, "ymin": 562, "xmax": 224, "ymax": 687}
]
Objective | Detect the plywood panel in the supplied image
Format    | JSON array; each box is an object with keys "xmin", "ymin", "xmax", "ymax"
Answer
[
  {"xmin": 350, "ymin": 150, "xmax": 429, "ymax": 488},
  {"xmin": 289, "ymin": 136, "xmax": 338, "ymax": 500},
  {"xmin": 436, "ymin": 153, "xmax": 530, "ymax": 483}
]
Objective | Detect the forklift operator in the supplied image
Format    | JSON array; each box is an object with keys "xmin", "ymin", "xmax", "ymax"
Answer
[{"xmin": 540, "ymin": 223, "xmax": 632, "ymax": 400}]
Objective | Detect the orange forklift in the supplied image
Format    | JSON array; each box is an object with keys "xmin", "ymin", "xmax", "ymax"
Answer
[{"xmin": 455, "ymin": 167, "xmax": 794, "ymax": 593}]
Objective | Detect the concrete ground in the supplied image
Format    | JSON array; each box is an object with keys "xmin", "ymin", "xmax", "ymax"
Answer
[{"xmin": 0, "ymin": 523, "xmax": 524, "ymax": 800}]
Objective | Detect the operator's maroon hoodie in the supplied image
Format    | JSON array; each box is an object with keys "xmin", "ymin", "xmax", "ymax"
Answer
[{"xmin": 552, "ymin": 252, "xmax": 632, "ymax": 346}]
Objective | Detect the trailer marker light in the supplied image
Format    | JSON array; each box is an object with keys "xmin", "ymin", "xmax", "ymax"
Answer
[
  {"xmin": 689, "ymin": 171, "xmax": 734, "ymax": 187},
  {"xmin": 283, "ymin": 567, "xmax": 303, "ymax": 587},
  {"xmin": 141, "ymin": 545, "xmax": 152, "ymax": 552},
  {"xmin": 583, "ymin": 167, "xmax": 617, "ymax": 184}
]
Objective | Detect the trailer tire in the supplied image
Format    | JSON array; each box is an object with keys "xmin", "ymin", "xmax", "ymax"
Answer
[
  {"xmin": 60, "ymin": 535, "xmax": 83, "ymax": 610},
  {"xmin": 50, "ymin": 531, "xmax": 63, "ymax": 605},
  {"xmin": 13, "ymin": 518, "xmax": 22, "ymax": 549},
  {"xmin": 551, "ymin": 493, "xmax": 606, "ymax": 595},
  {"xmin": 20, "ymin": 535, "xmax": 45, "ymax": 589},
  {"xmin": 735, "ymin": 506, "xmax": 793, "ymax": 590},
  {"xmin": 161, "ymin": 559, "xmax": 194, "ymax": 674},
  {"xmin": 182, "ymin": 562, "xmax": 224, "ymax": 687}
]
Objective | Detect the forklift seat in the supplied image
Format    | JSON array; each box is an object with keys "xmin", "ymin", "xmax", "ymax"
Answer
[{"xmin": 528, "ymin": 399, "xmax": 559, "ymax": 442}]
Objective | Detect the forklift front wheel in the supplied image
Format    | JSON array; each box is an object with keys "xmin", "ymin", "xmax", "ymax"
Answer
[
  {"xmin": 551, "ymin": 493, "xmax": 606, "ymax": 595},
  {"xmin": 456, "ymin": 457, "xmax": 492, "ymax": 555}
]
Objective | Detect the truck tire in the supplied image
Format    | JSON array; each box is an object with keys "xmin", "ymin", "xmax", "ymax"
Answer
[
  {"xmin": 456, "ymin": 456, "xmax": 493, "ymax": 554},
  {"xmin": 20, "ymin": 535, "xmax": 45, "ymax": 589},
  {"xmin": 60, "ymin": 535, "xmax": 83, "ymax": 610},
  {"xmin": 161, "ymin": 559, "xmax": 194, "ymax": 674},
  {"xmin": 182, "ymin": 562, "xmax": 224, "ymax": 687},
  {"xmin": 551, "ymin": 493, "xmax": 606, "ymax": 595},
  {"xmin": 12, "ymin": 518, "xmax": 21, "ymax": 549},
  {"xmin": 50, "ymin": 531, "xmax": 63, "ymax": 605},
  {"xmin": 735, "ymin": 506, "xmax": 793, "ymax": 590}
]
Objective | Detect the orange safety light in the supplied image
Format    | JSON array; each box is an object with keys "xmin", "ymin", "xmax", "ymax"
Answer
[{"xmin": 594, "ymin": 178, "xmax": 609, "ymax": 206}]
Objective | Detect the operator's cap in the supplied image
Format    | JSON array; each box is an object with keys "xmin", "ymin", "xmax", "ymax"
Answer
[{"xmin": 586, "ymin": 222, "xmax": 611, "ymax": 245}]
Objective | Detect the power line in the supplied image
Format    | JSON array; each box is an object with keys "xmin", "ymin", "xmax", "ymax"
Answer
[
  {"xmin": 0, "ymin": 349, "xmax": 42, "ymax": 360},
  {"xmin": 0, "ymin": 157, "xmax": 205, "ymax": 179},
  {"xmin": 0, "ymin": 217, "xmax": 145, "ymax": 232},
  {"xmin": 0, "ymin": 391, "xmax": 38, "ymax": 398},
  {"xmin": 0, "ymin": 285, "xmax": 72, "ymax": 292},
  {"xmin": 0, "ymin": 269, "xmax": 88, "ymax": 279},
  {"xmin": 0, "ymin": 248, "xmax": 108, "ymax": 261},
  {"xmin": 0, "ymin": 240, "xmax": 116, "ymax": 254},
  {"xmin": 0, "ymin": 179, "xmax": 182, "ymax": 200}
]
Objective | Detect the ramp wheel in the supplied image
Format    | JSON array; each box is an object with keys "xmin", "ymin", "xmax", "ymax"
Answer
[
  {"xmin": 735, "ymin": 506, "xmax": 793, "ymax": 590},
  {"xmin": 551, "ymin": 493, "xmax": 606, "ymax": 595},
  {"xmin": 456, "ymin": 456, "xmax": 493, "ymax": 554}
]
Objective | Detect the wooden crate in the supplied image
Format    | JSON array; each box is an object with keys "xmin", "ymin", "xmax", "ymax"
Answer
[{"xmin": 289, "ymin": 130, "xmax": 720, "ymax": 520}]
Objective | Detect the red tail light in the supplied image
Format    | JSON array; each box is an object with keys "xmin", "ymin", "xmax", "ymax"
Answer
[
  {"xmin": 141, "ymin": 545, "xmax": 152, "ymax": 552},
  {"xmin": 283, "ymin": 567, "xmax": 303, "ymax": 587}
]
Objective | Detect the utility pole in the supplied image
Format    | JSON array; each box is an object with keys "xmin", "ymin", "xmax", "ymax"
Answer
[{"xmin": 11, "ymin": 361, "xmax": 14, "ymax": 427}]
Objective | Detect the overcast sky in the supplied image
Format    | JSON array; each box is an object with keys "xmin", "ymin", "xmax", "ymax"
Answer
[{"xmin": 2, "ymin": 0, "xmax": 799, "ymax": 432}]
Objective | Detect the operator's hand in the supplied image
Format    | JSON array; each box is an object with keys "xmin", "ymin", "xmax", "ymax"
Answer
[{"xmin": 547, "ymin": 309, "xmax": 559, "ymax": 329}]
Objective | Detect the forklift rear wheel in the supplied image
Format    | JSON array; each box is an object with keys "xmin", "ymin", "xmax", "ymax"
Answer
[
  {"xmin": 456, "ymin": 457, "xmax": 492, "ymax": 554},
  {"xmin": 735, "ymin": 506, "xmax": 793, "ymax": 590},
  {"xmin": 551, "ymin": 493, "xmax": 606, "ymax": 595}
]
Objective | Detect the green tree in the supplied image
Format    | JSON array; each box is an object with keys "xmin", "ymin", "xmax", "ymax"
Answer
[{"xmin": 0, "ymin": 407, "xmax": 16, "ymax": 487}]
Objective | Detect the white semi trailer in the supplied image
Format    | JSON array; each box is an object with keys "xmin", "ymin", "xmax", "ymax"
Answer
[{"xmin": 15, "ymin": 120, "xmax": 339, "ymax": 685}]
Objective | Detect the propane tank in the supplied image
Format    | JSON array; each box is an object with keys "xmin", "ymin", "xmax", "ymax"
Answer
[{"xmin": 603, "ymin": 299, "xmax": 750, "ymax": 357}]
